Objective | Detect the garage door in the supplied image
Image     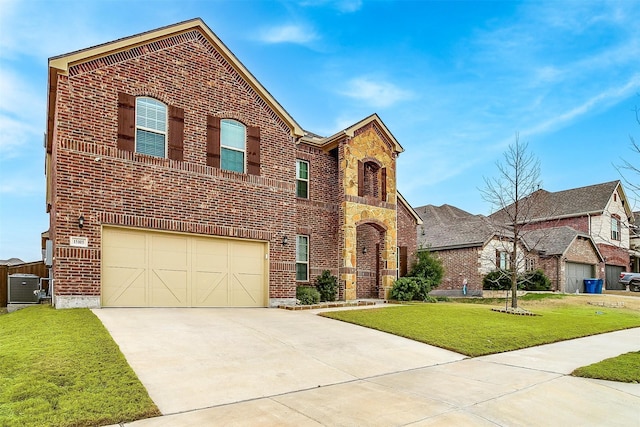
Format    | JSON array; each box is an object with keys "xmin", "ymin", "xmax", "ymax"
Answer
[
  {"xmin": 605, "ymin": 265, "xmax": 625, "ymax": 290},
  {"xmin": 102, "ymin": 227, "xmax": 267, "ymax": 307},
  {"xmin": 565, "ymin": 262, "xmax": 594, "ymax": 293}
]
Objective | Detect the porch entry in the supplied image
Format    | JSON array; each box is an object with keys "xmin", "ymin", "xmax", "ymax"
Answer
[{"xmin": 356, "ymin": 223, "xmax": 384, "ymax": 298}]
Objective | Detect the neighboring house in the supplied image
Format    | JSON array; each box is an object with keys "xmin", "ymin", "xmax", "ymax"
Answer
[
  {"xmin": 44, "ymin": 19, "xmax": 421, "ymax": 309},
  {"xmin": 416, "ymin": 206, "xmax": 605, "ymax": 294},
  {"xmin": 631, "ymin": 211, "xmax": 640, "ymax": 273},
  {"xmin": 0, "ymin": 258, "xmax": 25, "ymax": 266},
  {"xmin": 521, "ymin": 227, "xmax": 603, "ymax": 293},
  {"xmin": 490, "ymin": 180, "xmax": 635, "ymax": 290},
  {"xmin": 416, "ymin": 205, "xmax": 529, "ymax": 294}
]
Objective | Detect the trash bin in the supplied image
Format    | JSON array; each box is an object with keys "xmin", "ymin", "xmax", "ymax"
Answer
[
  {"xmin": 583, "ymin": 279, "xmax": 598, "ymax": 294},
  {"xmin": 595, "ymin": 279, "xmax": 603, "ymax": 294}
]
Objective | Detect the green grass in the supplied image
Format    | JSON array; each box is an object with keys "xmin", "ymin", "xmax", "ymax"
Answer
[
  {"xmin": 572, "ymin": 352, "xmax": 640, "ymax": 383},
  {"xmin": 0, "ymin": 305, "xmax": 159, "ymax": 427},
  {"xmin": 320, "ymin": 303, "xmax": 640, "ymax": 357},
  {"xmin": 452, "ymin": 293, "xmax": 566, "ymax": 305}
]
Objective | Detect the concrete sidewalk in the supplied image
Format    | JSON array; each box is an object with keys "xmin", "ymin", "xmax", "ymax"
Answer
[{"xmin": 94, "ymin": 308, "xmax": 640, "ymax": 426}]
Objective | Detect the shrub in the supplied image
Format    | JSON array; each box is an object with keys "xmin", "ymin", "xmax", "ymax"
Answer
[
  {"xmin": 315, "ymin": 270, "xmax": 338, "ymax": 302},
  {"xmin": 391, "ymin": 277, "xmax": 432, "ymax": 301},
  {"xmin": 522, "ymin": 269, "xmax": 552, "ymax": 291},
  {"xmin": 482, "ymin": 269, "xmax": 552, "ymax": 291},
  {"xmin": 482, "ymin": 270, "xmax": 513, "ymax": 290},
  {"xmin": 409, "ymin": 249, "xmax": 444, "ymax": 289},
  {"xmin": 296, "ymin": 286, "xmax": 320, "ymax": 305}
]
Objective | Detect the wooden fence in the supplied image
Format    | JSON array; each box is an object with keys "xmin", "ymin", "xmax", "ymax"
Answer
[{"xmin": 0, "ymin": 261, "xmax": 49, "ymax": 307}]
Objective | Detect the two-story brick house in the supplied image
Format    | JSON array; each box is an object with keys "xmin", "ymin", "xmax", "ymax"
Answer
[
  {"xmin": 489, "ymin": 180, "xmax": 634, "ymax": 289},
  {"xmin": 44, "ymin": 19, "xmax": 421, "ymax": 309}
]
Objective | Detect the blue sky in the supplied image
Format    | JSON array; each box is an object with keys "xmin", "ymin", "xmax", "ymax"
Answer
[{"xmin": 1, "ymin": 0, "xmax": 639, "ymax": 261}]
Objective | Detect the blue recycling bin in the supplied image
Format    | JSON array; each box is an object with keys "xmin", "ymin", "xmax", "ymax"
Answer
[
  {"xmin": 595, "ymin": 279, "xmax": 603, "ymax": 294},
  {"xmin": 583, "ymin": 279, "xmax": 598, "ymax": 294}
]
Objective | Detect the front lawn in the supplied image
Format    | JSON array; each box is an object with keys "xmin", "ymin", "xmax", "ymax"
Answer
[
  {"xmin": 320, "ymin": 302, "xmax": 640, "ymax": 357},
  {"xmin": 572, "ymin": 351, "xmax": 640, "ymax": 383},
  {"xmin": 0, "ymin": 305, "xmax": 159, "ymax": 426}
]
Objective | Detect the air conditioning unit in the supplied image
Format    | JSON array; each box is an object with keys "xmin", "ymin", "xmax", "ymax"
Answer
[{"xmin": 8, "ymin": 274, "xmax": 40, "ymax": 304}]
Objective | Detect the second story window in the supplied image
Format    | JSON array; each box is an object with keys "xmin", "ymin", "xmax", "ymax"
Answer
[
  {"xmin": 611, "ymin": 216, "xmax": 621, "ymax": 241},
  {"xmin": 136, "ymin": 97, "xmax": 167, "ymax": 157},
  {"xmin": 221, "ymin": 119, "xmax": 246, "ymax": 173},
  {"xmin": 296, "ymin": 160, "xmax": 309, "ymax": 198}
]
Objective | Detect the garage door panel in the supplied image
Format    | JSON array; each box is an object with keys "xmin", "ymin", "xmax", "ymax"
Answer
[
  {"xmin": 193, "ymin": 271, "xmax": 228, "ymax": 306},
  {"xmin": 231, "ymin": 272, "xmax": 264, "ymax": 306},
  {"xmin": 565, "ymin": 262, "xmax": 594, "ymax": 293},
  {"xmin": 102, "ymin": 267, "xmax": 146, "ymax": 306},
  {"xmin": 102, "ymin": 227, "xmax": 266, "ymax": 307},
  {"xmin": 151, "ymin": 269, "xmax": 188, "ymax": 306}
]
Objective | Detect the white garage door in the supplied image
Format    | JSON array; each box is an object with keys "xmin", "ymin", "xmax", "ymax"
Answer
[{"xmin": 102, "ymin": 227, "xmax": 267, "ymax": 307}]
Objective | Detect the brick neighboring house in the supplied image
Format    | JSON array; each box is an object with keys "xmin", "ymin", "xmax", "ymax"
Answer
[
  {"xmin": 416, "ymin": 205, "xmax": 603, "ymax": 293},
  {"xmin": 415, "ymin": 205, "xmax": 527, "ymax": 294},
  {"xmin": 44, "ymin": 19, "xmax": 421, "ymax": 309},
  {"xmin": 631, "ymin": 211, "xmax": 640, "ymax": 273},
  {"xmin": 490, "ymin": 180, "xmax": 635, "ymax": 290}
]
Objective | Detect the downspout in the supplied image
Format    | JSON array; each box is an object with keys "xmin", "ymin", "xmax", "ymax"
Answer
[{"xmin": 587, "ymin": 213, "xmax": 591, "ymax": 235}]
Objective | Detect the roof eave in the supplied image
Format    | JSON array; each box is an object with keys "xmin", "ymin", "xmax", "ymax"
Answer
[{"xmin": 47, "ymin": 18, "xmax": 304, "ymax": 139}]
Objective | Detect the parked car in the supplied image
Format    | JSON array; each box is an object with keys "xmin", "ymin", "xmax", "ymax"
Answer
[{"xmin": 619, "ymin": 272, "xmax": 640, "ymax": 292}]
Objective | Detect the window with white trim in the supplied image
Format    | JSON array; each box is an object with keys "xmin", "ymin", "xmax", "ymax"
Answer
[
  {"xmin": 296, "ymin": 160, "xmax": 309, "ymax": 198},
  {"xmin": 296, "ymin": 235, "xmax": 309, "ymax": 281},
  {"xmin": 136, "ymin": 97, "xmax": 167, "ymax": 157},
  {"xmin": 221, "ymin": 119, "xmax": 246, "ymax": 173},
  {"xmin": 611, "ymin": 217, "xmax": 621, "ymax": 241},
  {"xmin": 498, "ymin": 251, "xmax": 510, "ymax": 270}
]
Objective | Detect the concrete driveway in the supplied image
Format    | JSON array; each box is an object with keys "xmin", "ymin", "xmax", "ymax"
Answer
[{"xmin": 94, "ymin": 307, "xmax": 640, "ymax": 426}]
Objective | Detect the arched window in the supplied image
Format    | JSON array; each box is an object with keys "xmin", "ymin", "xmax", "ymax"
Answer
[
  {"xmin": 358, "ymin": 160, "xmax": 387, "ymax": 201},
  {"xmin": 220, "ymin": 119, "xmax": 246, "ymax": 173},
  {"xmin": 135, "ymin": 97, "xmax": 167, "ymax": 157}
]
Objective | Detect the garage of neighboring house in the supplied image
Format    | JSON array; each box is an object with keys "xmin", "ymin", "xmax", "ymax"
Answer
[
  {"xmin": 605, "ymin": 265, "xmax": 625, "ymax": 290},
  {"xmin": 102, "ymin": 227, "xmax": 268, "ymax": 307},
  {"xmin": 565, "ymin": 262, "xmax": 595, "ymax": 294}
]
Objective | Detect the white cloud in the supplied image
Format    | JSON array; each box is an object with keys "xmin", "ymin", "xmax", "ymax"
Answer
[
  {"xmin": 299, "ymin": 0, "xmax": 362, "ymax": 13},
  {"xmin": 0, "ymin": 69, "xmax": 45, "ymax": 159},
  {"xmin": 259, "ymin": 24, "xmax": 319, "ymax": 45},
  {"xmin": 339, "ymin": 76, "xmax": 414, "ymax": 108}
]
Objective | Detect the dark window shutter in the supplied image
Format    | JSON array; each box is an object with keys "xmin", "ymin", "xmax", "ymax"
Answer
[
  {"xmin": 247, "ymin": 125, "xmax": 261, "ymax": 175},
  {"xmin": 496, "ymin": 250, "xmax": 500, "ymax": 268},
  {"xmin": 117, "ymin": 92, "xmax": 135, "ymax": 152},
  {"xmin": 168, "ymin": 105, "xmax": 184, "ymax": 161},
  {"xmin": 381, "ymin": 167, "xmax": 387, "ymax": 201},
  {"xmin": 358, "ymin": 160, "xmax": 364, "ymax": 197},
  {"xmin": 400, "ymin": 246, "xmax": 408, "ymax": 277},
  {"xmin": 206, "ymin": 115, "xmax": 220, "ymax": 168}
]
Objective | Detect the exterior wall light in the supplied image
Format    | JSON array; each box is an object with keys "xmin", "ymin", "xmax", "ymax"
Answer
[
  {"xmin": 78, "ymin": 215, "xmax": 85, "ymax": 229},
  {"xmin": 362, "ymin": 246, "xmax": 367, "ymax": 255},
  {"xmin": 282, "ymin": 236, "xmax": 288, "ymax": 245}
]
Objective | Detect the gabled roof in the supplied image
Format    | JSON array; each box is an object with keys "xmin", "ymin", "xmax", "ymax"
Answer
[
  {"xmin": 298, "ymin": 114, "xmax": 404, "ymax": 154},
  {"xmin": 415, "ymin": 204, "xmax": 474, "ymax": 226},
  {"xmin": 418, "ymin": 204, "xmax": 507, "ymax": 250},
  {"xmin": 490, "ymin": 180, "xmax": 634, "ymax": 223},
  {"xmin": 522, "ymin": 226, "xmax": 603, "ymax": 261},
  {"xmin": 47, "ymin": 18, "xmax": 305, "ymax": 152}
]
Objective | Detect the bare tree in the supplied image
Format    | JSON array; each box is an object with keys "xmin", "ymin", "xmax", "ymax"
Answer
[
  {"xmin": 618, "ymin": 105, "xmax": 640, "ymax": 203},
  {"xmin": 481, "ymin": 134, "xmax": 542, "ymax": 309}
]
